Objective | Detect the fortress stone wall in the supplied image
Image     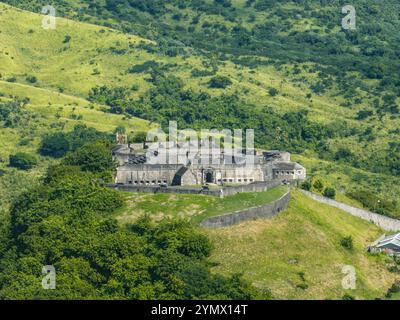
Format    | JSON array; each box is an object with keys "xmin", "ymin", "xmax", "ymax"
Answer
[
  {"xmin": 201, "ymin": 191, "xmax": 291, "ymax": 228},
  {"xmin": 301, "ymin": 190, "xmax": 400, "ymax": 232},
  {"xmin": 109, "ymin": 180, "xmax": 282, "ymax": 198}
]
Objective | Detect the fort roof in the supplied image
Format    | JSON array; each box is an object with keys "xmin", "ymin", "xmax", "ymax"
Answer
[{"xmin": 272, "ymin": 162, "xmax": 304, "ymax": 171}]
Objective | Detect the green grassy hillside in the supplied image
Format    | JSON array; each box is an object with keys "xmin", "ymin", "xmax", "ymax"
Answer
[
  {"xmin": 0, "ymin": 1, "xmax": 399, "ymax": 301},
  {"xmin": 0, "ymin": 2, "xmax": 354, "ymax": 119},
  {"xmin": 114, "ymin": 188, "xmax": 399, "ymax": 299},
  {"xmin": 0, "ymin": 2, "xmax": 397, "ymax": 213},
  {"xmin": 0, "ymin": 2, "xmax": 398, "ymax": 211},
  {"xmin": 206, "ymin": 190, "xmax": 397, "ymax": 300}
]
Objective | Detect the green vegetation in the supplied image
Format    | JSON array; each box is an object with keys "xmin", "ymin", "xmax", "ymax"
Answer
[
  {"xmin": 0, "ymin": 143, "xmax": 262, "ymax": 300},
  {"xmin": 0, "ymin": 2, "xmax": 398, "ymax": 192},
  {"xmin": 62, "ymin": 141, "xmax": 116, "ymax": 179},
  {"xmin": 9, "ymin": 152, "xmax": 37, "ymax": 170},
  {"xmin": 40, "ymin": 125, "xmax": 113, "ymax": 158},
  {"xmin": 294, "ymin": 154, "xmax": 400, "ymax": 218},
  {"xmin": 340, "ymin": 236, "xmax": 354, "ymax": 251},
  {"xmin": 323, "ymin": 187, "xmax": 336, "ymax": 199},
  {"xmin": 208, "ymin": 75, "xmax": 232, "ymax": 89},
  {"xmin": 346, "ymin": 190, "xmax": 398, "ymax": 218},
  {"xmin": 0, "ymin": 2, "xmax": 398, "ymax": 183},
  {"xmin": 206, "ymin": 190, "xmax": 396, "ymax": 300},
  {"xmin": 0, "ymin": 0, "xmax": 399, "ymax": 300}
]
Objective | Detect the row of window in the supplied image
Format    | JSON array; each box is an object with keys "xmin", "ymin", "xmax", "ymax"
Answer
[
  {"xmin": 275, "ymin": 171, "xmax": 302, "ymax": 175},
  {"xmin": 128, "ymin": 180, "xmax": 168, "ymax": 185},
  {"xmin": 217, "ymin": 178, "xmax": 254, "ymax": 183}
]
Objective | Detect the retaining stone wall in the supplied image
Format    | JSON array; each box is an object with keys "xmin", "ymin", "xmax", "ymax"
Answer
[
  {"xmin": 300, "ymin": 190, "xmax": 400, "ymax": 232},
  {"xmin": 201, "ymin": 191, "xmax": 291, "ymax": 228},
  {"xmin": 108, "ymin": 180, "xmax": 282, "ymax": 198}
]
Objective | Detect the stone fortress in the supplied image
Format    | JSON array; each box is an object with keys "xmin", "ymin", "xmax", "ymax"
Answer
[{"xmin": 113, "ymin": 140, "xmax": 306, "ymax": 187}]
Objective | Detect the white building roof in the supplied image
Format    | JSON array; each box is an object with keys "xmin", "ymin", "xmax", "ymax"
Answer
[{"xmin": 376, "ymin": 233, "xmax": 400, "ymax": 249}]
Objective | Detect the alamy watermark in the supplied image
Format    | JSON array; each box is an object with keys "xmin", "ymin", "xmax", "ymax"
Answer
[
  {"xmin": 41, "ymin": 5, "xmax": 56, "ymax": 30},
  {"xmin": 42, "ymin": 265, "xmax": 56, "ymax": 290},
  {"xmin": 143, "ymin": 121, "xmax": 255, "ymax": 168},
  {"xmin": 341, "ymin": 265, "xmax": 356, "ymax": 290},
  {"xmin": 342, "ymin": 5, "xmax": 356, "ymax": 30}
]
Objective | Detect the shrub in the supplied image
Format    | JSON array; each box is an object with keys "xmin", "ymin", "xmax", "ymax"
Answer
[
  {"xmin": 39, "ymin": 125, "xmax": 112, "ymax": 158},
  {"xmin": 356, "ymin": 109, "xmax": 373, "ymax": 120},
  {"xmin": 63, "ymin": 35, "xmax": 71, "ymax": 43},
  {"xmin": 208, "ymin": 76, "xmax": 232, "ymax": 89},
  {"xmin": 131, "ymin": 131, "xmax": 147, "ymax": 143},
  {"xmin": 296, "ymin": 283, "xmax": 308, "ymax": 290},
  {"xmin": 340, "ymin": 236, "xmax": 354, "ymax": 250},
  {"xmin": 191, "ymin": 68, "xmax": 215, "ymax": 77},
  {"xmin": 300, "ymin": 180, "xmax": 312, "ymax": 191},
  {"xmin": 313, "ymin": 179, "xmax": 324, "ymax": 192},
  {"xmin": 385, "ymin": 281, "xmax": 400, "ymax": 298},
  {"xmin": 346, "ymin": 190, "xmax": 397, "ymax": 217},
  {"xmin": 215, "ymin": 0, "xmax": 232, "ymax": 7},
  {"xmin": 9, "ymin": 153, "xmax": 37, "ymax": 170},
  {"xmin": 268, "ymin": 87, "xmax": 278, "ymax": 96},
  {"xmin": 342, "ymin": 293, "xmax": 355, "ymax": 300},
  {"xmin": 26, "ymin": 75, "xmax": 37, "ymax": 84},
  {"xmin": 323, "ymin": 187, "xmax": 336, "ymax": 199},
  {"xmin": 334, "ymin": 147, "xmax": 354, "ymax": 161},
  {"xmin": 128, "ymin": 60, "xmax": 159, "ymax": 74}
]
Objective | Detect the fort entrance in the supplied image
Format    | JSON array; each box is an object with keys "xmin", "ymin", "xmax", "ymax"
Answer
[{"xmin": 204, "ymin": 170, "xmax": 215, "ymax": 184}]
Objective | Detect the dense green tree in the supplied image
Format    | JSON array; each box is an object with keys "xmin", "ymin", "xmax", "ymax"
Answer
[
  {"xmin": 39, "ymin": 132, "xmax": 70, "ymax": 158},
  {"xmin": 0, "ymin": 142, "xmax": 261, "ymax": 300},
  {"xmin": 208, "ymin": 75, "xmax": 232, "ymax": 89},
  {"xmin": 39, "ymin": 125, "xmax": 112, "ymax": 158},
  {"xmin": 63, "ymin": 141, "xmax": 116, "ymax": 179},
  {"xmin": 9, "ymin": 153, "xmax": 37, "ymax": 170}
]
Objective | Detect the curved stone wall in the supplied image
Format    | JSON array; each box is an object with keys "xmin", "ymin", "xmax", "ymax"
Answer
[{"xmin": 201, "ymin": 191, "xmax": 291, "ymax": 228}]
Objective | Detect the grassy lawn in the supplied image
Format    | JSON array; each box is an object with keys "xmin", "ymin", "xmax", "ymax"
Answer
[
  {"xmin": 206, "ymin": 189, "xmax": 398, "ymax": 300},
  {"xmin": 117, "ymin": 186, "xmax": 289, "ymax": 225}
]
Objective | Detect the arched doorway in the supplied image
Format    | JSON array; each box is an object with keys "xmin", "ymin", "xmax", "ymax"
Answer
[{"xmin": 205, "ymin": 171, "xmax": 214, "ymax": 183}]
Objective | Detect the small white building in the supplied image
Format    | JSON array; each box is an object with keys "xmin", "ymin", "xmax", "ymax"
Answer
[{"xmin": 368, "ymin": 233, "xmax": 400, "ymax": 255}]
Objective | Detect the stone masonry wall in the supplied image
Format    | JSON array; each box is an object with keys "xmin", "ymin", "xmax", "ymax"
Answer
[
  {"xmin": 300, "ymin": 190, "xmax": 400, "ymax": 232},
  {"xmin": 201, "ymin": 191, "xmax": 291, "ymax": 228},
  {"xmin": 109, "ymin": 180, "xmax": 282, "ymax": 198}
]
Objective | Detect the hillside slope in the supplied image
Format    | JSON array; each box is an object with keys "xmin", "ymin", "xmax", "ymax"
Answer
[
  {"xmin": 207, "ymin": 190, "xmax": 398, "ymax": 300},
  {"xmin": 0, "ymin": 2, "xmax": 398, "ymax": 209},
  {"xmin": 0, "ymin": 1, "xmax": 399, "ymax": 300},
  {"xmin": 113, "ymin": 188, "xmax": 399, "ymax": 299}
]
